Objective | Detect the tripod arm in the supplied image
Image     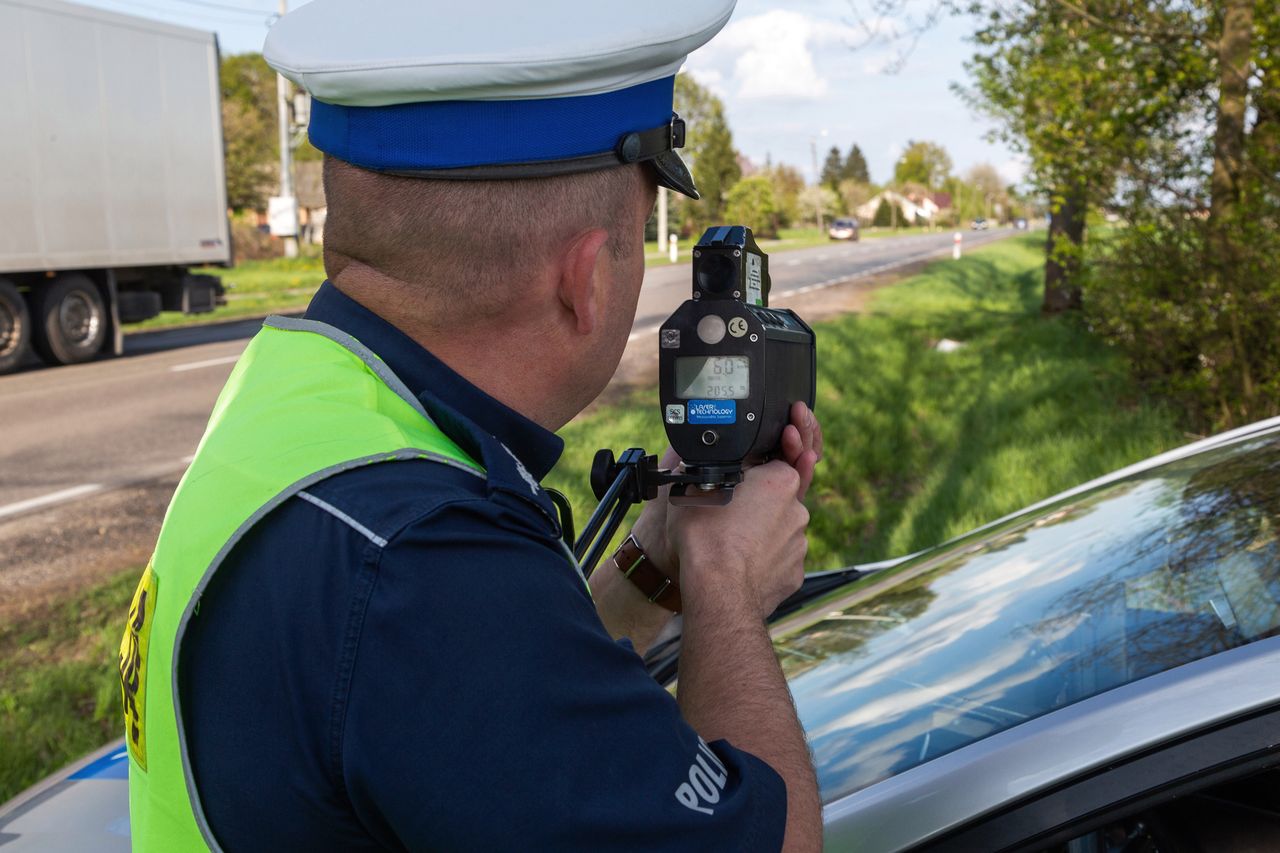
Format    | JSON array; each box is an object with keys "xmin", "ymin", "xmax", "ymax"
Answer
[{"xmin": 572, "ymin": 447, "xmax": 744, "ymax": 579}]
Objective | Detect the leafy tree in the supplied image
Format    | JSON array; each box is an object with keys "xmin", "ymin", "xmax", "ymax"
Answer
[
  {"xmin": 838, "ymin": 180, "xmax": 874, "ymax": 218},
  {"xmin": 1086, "ymin": 0, "xmax": 1280, "ymax": 429},
  {"xmin": 820, "ymin": 146, "xmax": 845, "ymax": 195},
  {"xmin": 964, "ymin": 1, "xmax": 1200, "ymax": 312},
  {"xmin": 964, "ymin": 163, "xmax": 1009, "ymax": 221},
  {"xmin": 797, "ymin": 185, "xmax": 839, "ymax": 229},
  {"xmin": 220, "ymin": 54, "xmax": 276, "ymax": 210},
  {"xmin": 892, "ymin": 141, "xmax": 951, "ymax": 190},
  {"xmin": 724, "ymin": 176, "xmax": 780, "ymax": 238},
  {"xmin": 763, "ymin": 163, "xmax": 806, "ymax": 227},
  {"xmin": 674, "ymin": 74, "xmax": 741, "ymax": 230},
  {"xmin": 842, "ymin": 144, "xmax": 870, "ymax": 184},
  {"xmin": 220, "ymin": 52, "xmax": 320, "ymax": 211},
  {"xmin": 966, "ymin": 0, "xmax": 1279, "ymax": 427}
]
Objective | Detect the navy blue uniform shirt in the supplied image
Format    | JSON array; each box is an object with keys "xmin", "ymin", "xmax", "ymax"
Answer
[{"xmin": 181, "ymin": 283, "xmax": 786, "ymax": 851}]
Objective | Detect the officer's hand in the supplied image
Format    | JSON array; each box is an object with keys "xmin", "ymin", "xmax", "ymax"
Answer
[
  {"xmin": 670, "ymin": 460, "xmax": 809, "ymax": 620},
  {"xmin": 631, "ymin": 403, "xmax": 822, "ymax": 578},
  {"xmin": 779, "ymin": 402, "xmax": 823, "ymax": 499},
  {"xmin": 630, "ymin": 446, "xmax": 681, "ymax": 576}
]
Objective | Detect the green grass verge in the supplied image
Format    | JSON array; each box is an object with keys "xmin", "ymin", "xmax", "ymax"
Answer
[
  {"xmin": 547, "ymin": 235, "xmax": 1184, "ymax": 570},
  {"xmin": 0, "ymin": 570, "xmax": 135, "ymax": 804}
]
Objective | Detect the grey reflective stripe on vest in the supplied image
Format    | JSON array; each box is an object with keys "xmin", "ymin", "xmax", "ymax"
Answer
[
  {"xmin": 172, "ymin": 320, "xmax": 486, "ymax": 851},
  {"xmin": 298, "ymin": 491, "xmax": 389, "ymax": 548}
]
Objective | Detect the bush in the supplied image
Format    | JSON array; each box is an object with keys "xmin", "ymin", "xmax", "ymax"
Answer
[
  {"xmin": 1088, "ymin": 209, "xmax": 1280, "ymax": 432},
  {"xmin": 230, "ymin": 213, "xmax": 280, "ymax": 261},
  {"xmin": 723, "ymin": 176, "xmax": 779, "ymax": 238},
  {"xmin": 872, "ymin": 197, "xmax": 895, "ymax": 228}
]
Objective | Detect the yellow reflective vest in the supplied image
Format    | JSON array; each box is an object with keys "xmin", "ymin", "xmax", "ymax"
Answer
[{"xmin": 118, "ymin": 316, "xmax": 484, "ymax": 851}]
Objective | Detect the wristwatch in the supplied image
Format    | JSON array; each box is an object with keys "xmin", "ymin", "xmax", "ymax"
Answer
[{"xmin": 613, "ymin": 534, "xmax": 682, "ymax": 614}]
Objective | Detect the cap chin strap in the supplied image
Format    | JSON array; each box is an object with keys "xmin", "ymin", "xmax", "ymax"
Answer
[{"xmin": 381, "ymin": 115, "xmax": 688, "ymax": 183}]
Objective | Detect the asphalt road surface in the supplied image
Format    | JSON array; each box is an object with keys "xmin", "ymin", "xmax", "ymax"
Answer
[{"xmin": 0, "ymin": 228, "xmax": 1012, "ymax": 603}]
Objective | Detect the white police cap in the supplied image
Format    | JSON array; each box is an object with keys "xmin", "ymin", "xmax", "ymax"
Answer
[{"xmin": 263, "ymin": 0, "xmax": 737, "ymax": 199}]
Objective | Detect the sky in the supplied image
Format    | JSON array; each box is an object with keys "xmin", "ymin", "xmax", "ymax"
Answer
[{"xmin": 73, "ymin": 0, "xmax": 1026, "ymax": 187}]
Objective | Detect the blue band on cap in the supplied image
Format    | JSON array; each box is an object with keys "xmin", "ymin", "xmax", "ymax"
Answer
[{"xmin": 310, "ymin": 76, "xmax": 675, "ymax": 172}]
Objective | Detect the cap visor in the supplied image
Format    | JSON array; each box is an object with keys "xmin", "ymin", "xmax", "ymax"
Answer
[{"xmin": 649, "ymin": 150, "xmax": 699, "ymax": 200}]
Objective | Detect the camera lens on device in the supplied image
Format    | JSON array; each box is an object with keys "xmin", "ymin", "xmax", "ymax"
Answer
[
  {"xmin": 696, "ymin": 253, "xmax": 735, "ymax": 296},
  {"xmin": 701, "ymin": 430, "xmax": 718, "ymax": 446}
]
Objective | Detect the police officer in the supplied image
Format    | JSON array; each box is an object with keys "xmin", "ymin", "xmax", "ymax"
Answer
[{"xmin": 118, "ymin": 1, "xmax": 824, "ymax": 849}]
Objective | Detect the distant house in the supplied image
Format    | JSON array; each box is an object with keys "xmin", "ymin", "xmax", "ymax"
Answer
[{"xmin": 855, "ymin": 190, "xmax": 941, "ymax": 225}]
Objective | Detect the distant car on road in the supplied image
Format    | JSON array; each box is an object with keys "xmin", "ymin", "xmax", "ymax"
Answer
[
  {"xmin": 1014, "ymin": 217, "xmax": 1029, "ymax": 230},
  {"xmin": 7, "ymin": 418, "xmax": 1280, "ymax": 850},
  {"xmin": 970, "ymin": 217, "xmax": 989, "ymax": 231},
  {"xmin": 828, "ymin": 218, "xmax": 860, "ymax": 241}
]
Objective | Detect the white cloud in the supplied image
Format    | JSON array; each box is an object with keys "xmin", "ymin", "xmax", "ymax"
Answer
[
  {"xmin": 685, "ymin": 67, "xmax": 727, "ymax": 100},
  {"xmin": 699, "ymin": 10, "xmax": 835, "ymax": 101},
  {"xmin": 998, "ymin": 156, "xmax": 1029, "ymax": 185}
]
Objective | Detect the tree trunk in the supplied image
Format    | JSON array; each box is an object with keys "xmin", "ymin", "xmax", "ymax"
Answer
[
  {"xmin": 1209, "ymin": 0, "xmax": 1256, "ymax": 417},
  {"xmin": 1043, "ymin": 188, "xmax": 1086, "ymax": 314},
  {"xmin": 1209, "ymin": 0, "xmax": 1254, "ymax": 232}
]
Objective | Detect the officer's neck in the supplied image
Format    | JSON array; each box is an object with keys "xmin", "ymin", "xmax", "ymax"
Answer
[{"xmin": 328, "ymin": 269, "xmax": 588, "ymax": 432}]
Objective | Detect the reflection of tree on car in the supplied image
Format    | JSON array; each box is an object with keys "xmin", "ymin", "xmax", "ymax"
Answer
[{"xmin": 762, "ymin": 428, "xmax": 1280, "ymax": 813}]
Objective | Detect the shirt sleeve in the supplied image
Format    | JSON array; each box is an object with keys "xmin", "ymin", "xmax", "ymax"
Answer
[{"xmin": 339, "ymin": 495, "xmax": 788, "ymax": 852}]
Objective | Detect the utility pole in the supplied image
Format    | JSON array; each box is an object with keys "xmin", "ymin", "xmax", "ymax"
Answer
[
  {"xmin": 809, "ymin": 136, "xmax": 823, "ymax": 230},
  {"xmin": 273, "ymin": 0, "xmax": 299, "ymax": 258},
  {"xmin": 657, "ymin": 185, "xmax": 668, "ymax": 258}
]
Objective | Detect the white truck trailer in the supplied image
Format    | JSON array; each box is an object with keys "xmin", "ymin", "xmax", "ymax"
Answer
[{"xmin": 0, "ymin": 0, "xmax": 231, "ymax": 373}]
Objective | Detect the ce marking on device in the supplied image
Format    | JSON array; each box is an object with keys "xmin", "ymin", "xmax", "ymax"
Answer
[{"xmin": 727, "ymin": 317, "xmax": 748, "ymax": 338}]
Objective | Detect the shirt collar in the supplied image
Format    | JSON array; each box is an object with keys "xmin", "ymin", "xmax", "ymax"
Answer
[{"xmin": 302, "ymin": 282, "xmax": 564, "ymax": 481}]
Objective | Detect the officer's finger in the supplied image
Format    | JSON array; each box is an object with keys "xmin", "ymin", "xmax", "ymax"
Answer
[
  {"xmin": 780, "ymin": 423, "xmax": 804, "ymax": 469},
  {"xmin": 790, "ymin": 401, "xmax": 823, "ymax": 463},
  {"xmin": 794, "ymin": 449, "xmax": 818, "ymax": 500}
]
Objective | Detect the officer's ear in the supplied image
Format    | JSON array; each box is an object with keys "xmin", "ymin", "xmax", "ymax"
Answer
[{"xmin": 557, "ymin": 227, "xmax": 610, "ymax": 336}]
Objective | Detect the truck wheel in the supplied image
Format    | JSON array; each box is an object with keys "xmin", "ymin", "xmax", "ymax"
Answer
[
  {"xmin": 31, "ymin": 273, "xmax": 108, "ymax": 365},
  {"xmin": 0, "ymin": 278, "xmax": 32, "ymax": 373}
]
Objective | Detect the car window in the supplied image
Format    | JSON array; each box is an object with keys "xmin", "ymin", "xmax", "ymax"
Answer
[
  {"xmin": 775, "ymin": 436, "xmax": 1280, "ymax": 804},
  {"xmin": 1033, "ymin": 764, "xmax": 1280, "ymax": 852}
]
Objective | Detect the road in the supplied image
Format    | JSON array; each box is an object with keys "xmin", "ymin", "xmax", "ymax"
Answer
[{"xmin": 0, "ymin": 228, "xmax": 1012, "ymax": 604}]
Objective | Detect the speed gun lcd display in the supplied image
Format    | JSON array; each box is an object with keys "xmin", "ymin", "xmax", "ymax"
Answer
[{"xmin": 676, "ymin": 356, "xmax": 749, "ymax": 400}]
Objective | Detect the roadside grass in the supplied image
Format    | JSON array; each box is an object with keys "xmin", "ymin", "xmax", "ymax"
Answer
[
  {"xmin": 547, "ymin": 235, "xmax": 1185, "ymax": 570},
  {"xmin": 0, "ymin": 569, "xmax": 134, "ymax": 804}
]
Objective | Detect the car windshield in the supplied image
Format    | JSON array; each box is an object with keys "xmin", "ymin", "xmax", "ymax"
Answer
[
  {"xmin": 775, "ymin": 433, "xmax": 1280, "ymax": 804},
  {"xmin": 833, "ymin": 220, "xmax": 854, "ymax": 227}
]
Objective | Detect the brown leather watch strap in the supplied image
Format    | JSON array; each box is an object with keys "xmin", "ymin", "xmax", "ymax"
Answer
[{"xmin": 613, "ymin": 534, "xmax": 682, "ymax": 614}]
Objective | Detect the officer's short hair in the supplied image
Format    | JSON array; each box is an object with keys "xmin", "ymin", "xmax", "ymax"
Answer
[{"xmin": 322, "ymin": 157, "xmax": 650, "ymax": 320}]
